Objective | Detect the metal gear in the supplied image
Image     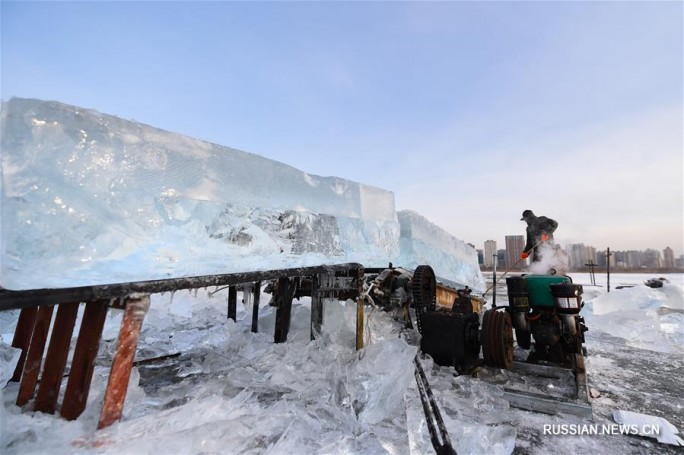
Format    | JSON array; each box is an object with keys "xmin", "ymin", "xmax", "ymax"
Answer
[{"xmin": 411, "ymin": 265, "xmax": 436, "ymax": 334}]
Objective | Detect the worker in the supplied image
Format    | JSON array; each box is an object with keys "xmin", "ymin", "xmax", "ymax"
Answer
[{"xmin": 520, "ymin": 210, "xmax": 558, "ymax": 262}]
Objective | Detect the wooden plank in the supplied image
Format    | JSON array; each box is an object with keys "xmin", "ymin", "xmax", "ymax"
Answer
[
  {"xmin": 34, "ymin": 302, "xmax": 79, "ymax": 414},
  {"xmin": 97, "ymin": 295, "xmax": 149, "ymax": 429},
  {"xmin": 10, "ymin": 307, "xmax": 38, "ymax": 382},
  {"xmin": 356, "ymin": 296, "xmax": 364, "ymax": 350},
  {"xmin": 61, "ymin": 300, "xmax": 109, "ymax": 421},
  {"xmin": 16, "ymin": 305, "xmax": 55, "ymax": 406},
  {"xmin": 227, "ymin": 286, "xmax": 237, "ymax": 321},
  {"xmin": 251, "ymin": 281, "xmax": 261, "ymax": 333}
]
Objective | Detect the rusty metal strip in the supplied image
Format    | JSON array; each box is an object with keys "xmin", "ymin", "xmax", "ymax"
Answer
[
  {"xmin": 61, "ymin": 300, "xmax": 109, "ymax": 421},
  {"xmin": 97, "ymin": 295, "xmax": 150, "ymax": 429},
  {"xmin": 10, "ymin": 307, "xmax": 38, "ymax": 382},
  {"xmin": 34, "ymin": 301, "xmax": 80, "ymax": 414},
  {"xmin": 16, "ymin": 305, "xmax": 55, "ymax": 406}
]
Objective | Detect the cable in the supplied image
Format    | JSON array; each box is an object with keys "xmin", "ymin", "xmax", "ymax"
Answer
[{"xmin": 413, "ymin": 356, "xmax": 457, "ymax": 455}]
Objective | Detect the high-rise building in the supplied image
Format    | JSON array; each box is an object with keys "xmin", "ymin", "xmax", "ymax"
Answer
[
  {"xmin": 505, "ymin": 235, "xmax": 525, "ymax": 269},
  {"xmin": 643, "ymin": 249, "xmax": 662, "ymax": 269},
  {"xmin": 484, "ymin": 240, "xmax": 497, "ymax": 267},
  {"xmin": 567, "ymin": 243, "xmax": 586, "ymax": 268},
  {"xmin": 676, "ymin": 255, "xmax": 684, "ymax": 268},
  {"xmin": 497, "ymin": 249, "xmax": 507, "ymax": 268},
  {"xmin": 567, "ymin": 243, "xmax": 598, "ymax": 268},
  {"xmin": 663, "ymin": 247, "xmax": 675, "ymax": 268},
  {"xmin": 585, "ymin": 246, "xmax": 597, "ymax": 265}
]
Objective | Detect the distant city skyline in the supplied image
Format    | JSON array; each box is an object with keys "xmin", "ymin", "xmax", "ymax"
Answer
[{"xmin": 477, "ymin": 238, "xmax": 683, "ymax": 269}]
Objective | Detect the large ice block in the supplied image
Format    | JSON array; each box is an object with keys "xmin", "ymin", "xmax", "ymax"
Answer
[
  {"xmin": 396, "ymin": 210, "xmax": 485, "ymax": 292},
  {"xmin": 0, "ymin": 98, "xmax": 480, "ymax": 291}
]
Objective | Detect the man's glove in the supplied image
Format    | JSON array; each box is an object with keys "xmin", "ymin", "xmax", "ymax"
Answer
[
  {"xmin": 541, "ymin": 233, "xmax": 549, "ymax": 242},
  {"xmin": 520, "ymin": 252, "xmax": 529, "ymax": 259}
]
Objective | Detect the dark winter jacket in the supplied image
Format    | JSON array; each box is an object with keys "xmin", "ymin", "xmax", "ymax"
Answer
[{"xmin": 523, "ymin": 215, "xmax": 558, "ymax": 259}]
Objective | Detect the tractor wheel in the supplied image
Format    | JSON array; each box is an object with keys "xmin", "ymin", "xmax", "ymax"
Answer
[{"xmin": 482, "ymin": 309, "xmax": 514, "ymax": 369}]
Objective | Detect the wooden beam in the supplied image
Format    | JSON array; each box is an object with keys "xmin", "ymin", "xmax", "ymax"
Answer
[
  {"xmin": 227, "ymin": 286, "xmax": 237, "ymax": 321},
  {"xmin": 97, "ymin": 295, "xmax": 149, "ymax": 429},
  {"xmin": 356, "ymin": 267, "xmax": 364, "ymax": 350},
  {"xmin": 10, "ymin": 307, "xmax": 38, "ymax": 382},
  {"xmin": 274, "ymin": 278, "xmax": 295, "ymax": 343},
  {"xmin": 61, "ymin": 300, "xmax": 109, "ymax": 421},
  {"xmin": 251, "ymin": 282, "xmax": 261, "ymax": 333},
  {"xmin": 16, "ymin": 305, "xmax": 55, "ymax": 406},
  {"xmin": 1, "ymin": 263, "xmax": 364, "ymax": 311},
  {"xmin": 356, "ymin": 296, "xmax": 364, "ymax": 350},
  {"xmin": 310, "ymin": 274, "xmax": 322, "ymax": 341},
  {"xmin": 34, "ymin": 302, "xmax": 79, "ymax": 414}
]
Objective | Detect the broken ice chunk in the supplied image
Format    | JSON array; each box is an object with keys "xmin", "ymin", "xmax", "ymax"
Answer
[{"xmin": 613, "ymin": 409, "xmax": 684, "ymax": 446}]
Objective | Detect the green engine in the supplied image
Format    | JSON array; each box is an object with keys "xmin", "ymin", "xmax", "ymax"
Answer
[{"xmin": 505, "ymin": 274, "xmax": 587, "ymax": 365}]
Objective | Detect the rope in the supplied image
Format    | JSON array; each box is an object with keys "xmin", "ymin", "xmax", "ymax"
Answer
[{"xmin": 482, "ymin": 239, "xmax": 542, "ymax": 297}]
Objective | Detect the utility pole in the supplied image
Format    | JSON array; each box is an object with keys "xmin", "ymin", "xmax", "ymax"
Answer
[
  {"xmin": 492, "ymin": 254, "xmax": 498, "ymax": 308},
  {"xmin": 584, "ymin": 260, "xmax": 597, "ymax": 286},
  {"xmin": 606, "ymin": 248, "xmax": 612, "ymax": 292}
]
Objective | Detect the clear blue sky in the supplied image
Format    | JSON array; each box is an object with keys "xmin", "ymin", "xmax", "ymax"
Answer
[{"xmin": 2, "ymin": 1, "xmax": 682, "ymax": 256}]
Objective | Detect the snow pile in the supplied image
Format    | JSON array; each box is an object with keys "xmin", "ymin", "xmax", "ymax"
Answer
[
  {"xmin": 574, "ymin": 274, "xmax": 684, "ymax": 354},
  {"xmin": 0, "ymin": 98, "xmax": 481, "ymax": 291}
]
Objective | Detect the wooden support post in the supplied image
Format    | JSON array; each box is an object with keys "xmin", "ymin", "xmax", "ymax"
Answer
[
  {"xmin": 356, "ymin": 268, "xmax": 365, "ymax": 350},
  {"xmin": 310, "ymin": 274, "xmax": 322, "ymax": 341},
  {"xmin": 34, "ymin": 301, "xmax": 79, "ymax": 414},
  {"xmin": 227, "ymin": 286, "xmax": 237, "ymax": 321},
  {"xmin": 356, "ymin": 296, "xmax": 365, "ymax": 350},
  {"xmin": 251, "ymin": 281, "xmax": 261, "ymax": 333},
  {"xmin": 61, "ymin": 300, "xmax": 109, "ymax": 421},
  {"xmin": 97, "ymin": 295, "xmax": 150, "ymax": 429},
  {"xmin": 274, "ymin": 278, "xmax": 295, "ymax": 343},
  {"xmin": 10, "ymin": 307, "xmax": 38, "ymax": 382},
  {"xmin": 16, "ymin": 305, "xmax": 55, "ymax": 406}
]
